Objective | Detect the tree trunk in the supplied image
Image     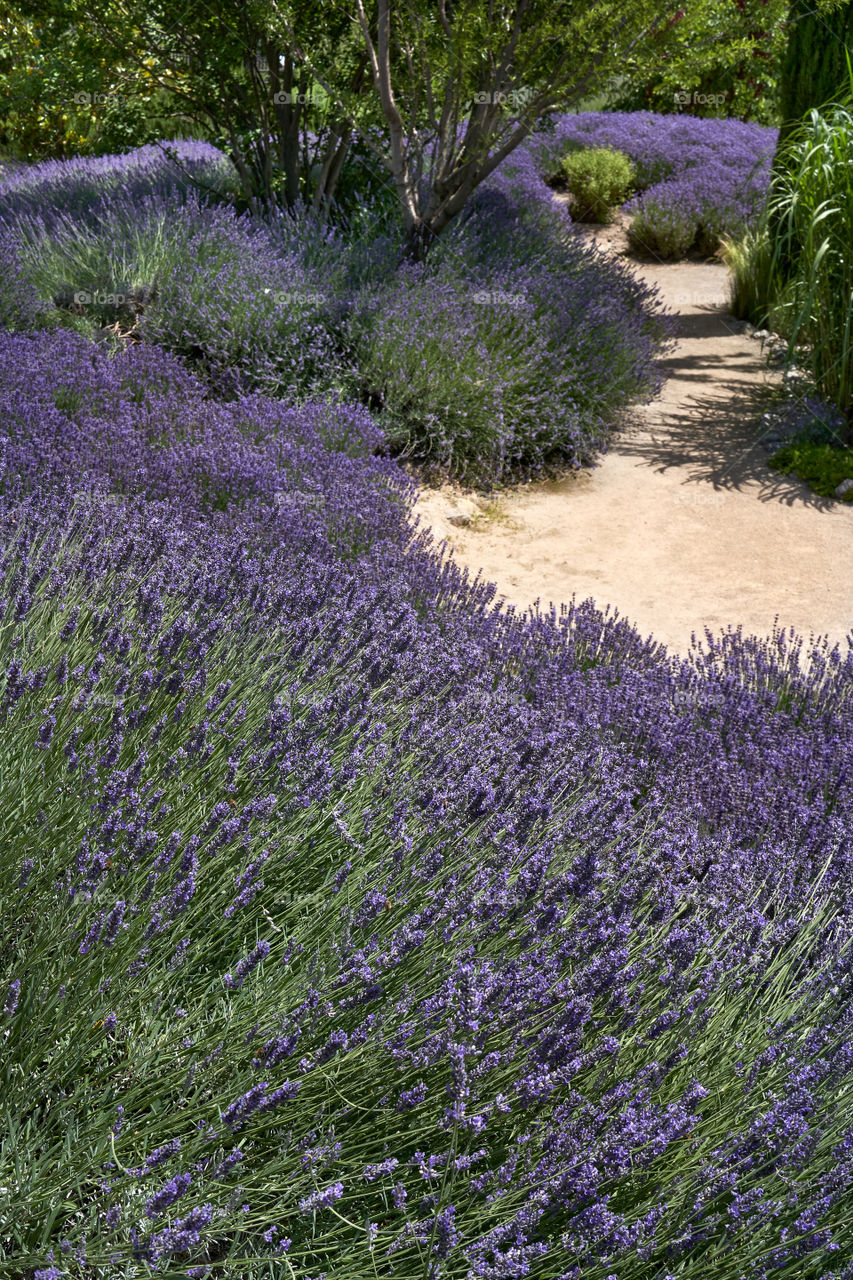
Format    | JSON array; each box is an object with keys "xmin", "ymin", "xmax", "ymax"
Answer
[{"xmin": 401, "ymin": 219, "xmax": 439, "ymax": 262}]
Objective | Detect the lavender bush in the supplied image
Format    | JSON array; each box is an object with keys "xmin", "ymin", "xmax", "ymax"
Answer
[
  {"xmin": 9, "ymin": 192, "xmax": 351, "ymax": 401},
  {"xmin": 0, "ymin": 139, "xmax": 239, "ymax": 231},
  {"xmin": 1, "ymin": 322, "xmax": 853, "ymax": 1277},
  {"xmin": 344, "ymin": 146, "xmax": 672, "ymax": 482}
]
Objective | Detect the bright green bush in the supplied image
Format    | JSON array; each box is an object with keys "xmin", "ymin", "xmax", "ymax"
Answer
[
  {"xmin": 768, "ymin": 438, "xmax": 853, "ymax": 499},
  {"xmin": 559, "ymin": 146, "xmax": 635, "ymax": 222}
]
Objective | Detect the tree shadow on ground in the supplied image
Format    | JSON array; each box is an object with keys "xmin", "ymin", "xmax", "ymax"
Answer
[{"xmin": 617, "ymin": 310, "xmax": 838, "ymax": 511}]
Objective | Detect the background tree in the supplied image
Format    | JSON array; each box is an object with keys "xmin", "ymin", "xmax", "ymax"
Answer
[
  {"xmin": 5, "ymin": 0, "xmax": 374, "ymax": 213},
  {"xmin": 606, "ymin": 0, "xmax": 788, "ymax": 125},
  {"xmin": 0, "ymin": 0, "xmax": 178, "ymax": 158},
  {"xmin": 270, "ymin": 0, "xmax": 684, "ymax": 258},
  {"xmin": 776, "ymin": 0, "xmax": 853, "ymax": 148}
]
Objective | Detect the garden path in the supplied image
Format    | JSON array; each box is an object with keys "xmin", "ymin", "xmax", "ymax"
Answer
[{"xmin": 413, "ymin": 208, "xmax": 853, "ymax": 656}]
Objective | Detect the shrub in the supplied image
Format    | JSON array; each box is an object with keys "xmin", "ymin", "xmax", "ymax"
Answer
[
  {"xmin": 559, "ymin": 145, "xmax": 635, "ymax": 222},
  {"xmin": 344, "ymin": 246, "xmax": 669, "ymax": 482},
  {"xmin": 626, "ymin": 182, "xmax": 700, "ymax": 258},
  {"xmin": 0, "ymin": 232, "xmax": 54, "ymax": 331},
  {"xmin": 0, "ymin": 329, "xmax": 406, "ymax": 554},
  {"xmin": 11, "ymin": 192, "xmax": 350, "ymax": 401},
  {"xmin": 0, "ymin": 139, "xmax": 239, "ymax": 232},
  {"xmin": 625, "ymin": 160, "xmax": 770, "ymax": 258}
]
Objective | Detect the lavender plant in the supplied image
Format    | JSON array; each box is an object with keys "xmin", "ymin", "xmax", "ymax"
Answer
[
  {"xmin": 344, "ymin": 147, "xmax": 672, "ymax": 483},
  {"xmin": 0, "ymin": 139, "xmax": 239, "ymax": 232},
  {"xmin": 8, "ymin": 193, "xmax": 351, "ymax": 402},
  {"xmin": 1, "ymin": 320, "xmax": 852, "ymax": 1277}
]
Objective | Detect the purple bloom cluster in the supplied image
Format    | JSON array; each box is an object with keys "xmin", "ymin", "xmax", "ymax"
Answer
[
  {"xmin": 298, "ymin": 1182, "xmax": 345, "ymax": 1214},
  {"xmin": 0, "ymin": 328, "xmax": 410, "ymax": 554},
  {"xmin": 0, "ymin": 139, "xmax": 237, "ymax": 231},
  {"xmin": 145, "ymin": 1172, "xmax": 192, "ymax": 1218},
  {"xmin": 223, "ymin": 940, "xmax": 271, "ymax": 989},
  {"xmin": 4, "ymin": 979, "xmax": 20, "ymax": 1016}
]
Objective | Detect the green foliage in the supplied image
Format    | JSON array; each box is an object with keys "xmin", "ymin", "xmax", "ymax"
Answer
[
  {"xmin": 606, "ymin": 0, "xmax": 788, "ymax": 125},
  {"xmin": 765, "ymin": 98, "xmax": 853, "ymax": 429},
  {"xmin": 627, "ymin": 197, "xmax": 697, "ymax": 259},
  {"xmin": 559, "ymin": 146, "xmax": 635, "ymax": 222},
  {"xmin": 768, "ymin": 437, "xmax": 853, "ymax": 497},
  {"xmin": 0, "ymin": 3, "xmax": 199, "ymax": 159},
  {"xmin": 776, "ymin": 0, "xmax": 853, "ymax": 148}
]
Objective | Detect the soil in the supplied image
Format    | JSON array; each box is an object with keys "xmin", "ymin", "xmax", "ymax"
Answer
[{"xmin": 412, "ymin": 207, "xmax": 853, "ymax": 657}]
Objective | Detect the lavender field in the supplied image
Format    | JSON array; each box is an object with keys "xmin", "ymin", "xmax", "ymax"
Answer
[{"xmin": 1, "ymin": 121, "xmax": 852, "ymax": 1280}]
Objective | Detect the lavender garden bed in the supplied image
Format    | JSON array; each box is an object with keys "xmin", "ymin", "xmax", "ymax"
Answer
[
  {"xmin": 1, "ymin": 132, "xmax": 852, "ymax": 1280},
  {"xmin": 532, "ymin": 111, "xmax": 777, "ymax": 258}
]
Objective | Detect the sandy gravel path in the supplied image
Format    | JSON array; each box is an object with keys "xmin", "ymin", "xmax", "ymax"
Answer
[{"xmin": 413, "ymin": 214, "xmax": 853, "ymax": 656}]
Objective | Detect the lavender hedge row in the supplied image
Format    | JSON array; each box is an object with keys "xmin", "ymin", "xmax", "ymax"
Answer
[
  {"xmin": 1, "ymin": 324, "xmax": 853, "ymax": 1278},
  {"xmin": 0, "ymin": 138, "xmax": 672, "ymax": 482},
  {"xmin": 0, "ymin": 139, "xmax": 238, "ymax": 230}
]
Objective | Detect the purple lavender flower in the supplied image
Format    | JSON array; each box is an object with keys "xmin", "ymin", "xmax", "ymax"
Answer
[
  {"xmin": 4, "ymin": 980, "xmax": 20, "ymax": 1016},
  {"xmin": 211, "ymin": 1149, "xmax": 243, "ymax": 1179},
  {"xmin": 224, "ymin": 939, "xmax": 271, "ymax": 989},
  {"xmin": 298, "ymin": 1182, "xmax": 344, "ymax": 1214},
  {"xmin": 145, "ymin": 1171, "xmax": 192, "ymax": 1218}
]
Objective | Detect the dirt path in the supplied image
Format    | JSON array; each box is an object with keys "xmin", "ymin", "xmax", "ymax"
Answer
[{"xmin": 413, "ymin": 213, "xmax": 853, "ymax": 656}]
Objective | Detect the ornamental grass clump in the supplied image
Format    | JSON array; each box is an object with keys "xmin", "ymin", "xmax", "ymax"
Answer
[
  {"xmin": 559, "ymin": 146, "xmax": 635, "ymax": 222},
  {"xmin": 764, "ymin": 98, "xmax": 853, "ymax": 434}
]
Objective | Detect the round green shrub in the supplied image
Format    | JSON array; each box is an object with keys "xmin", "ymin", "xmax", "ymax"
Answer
[{"xmin": 559, "ymin": 145, "xmax": 635, "ymax": 222}]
